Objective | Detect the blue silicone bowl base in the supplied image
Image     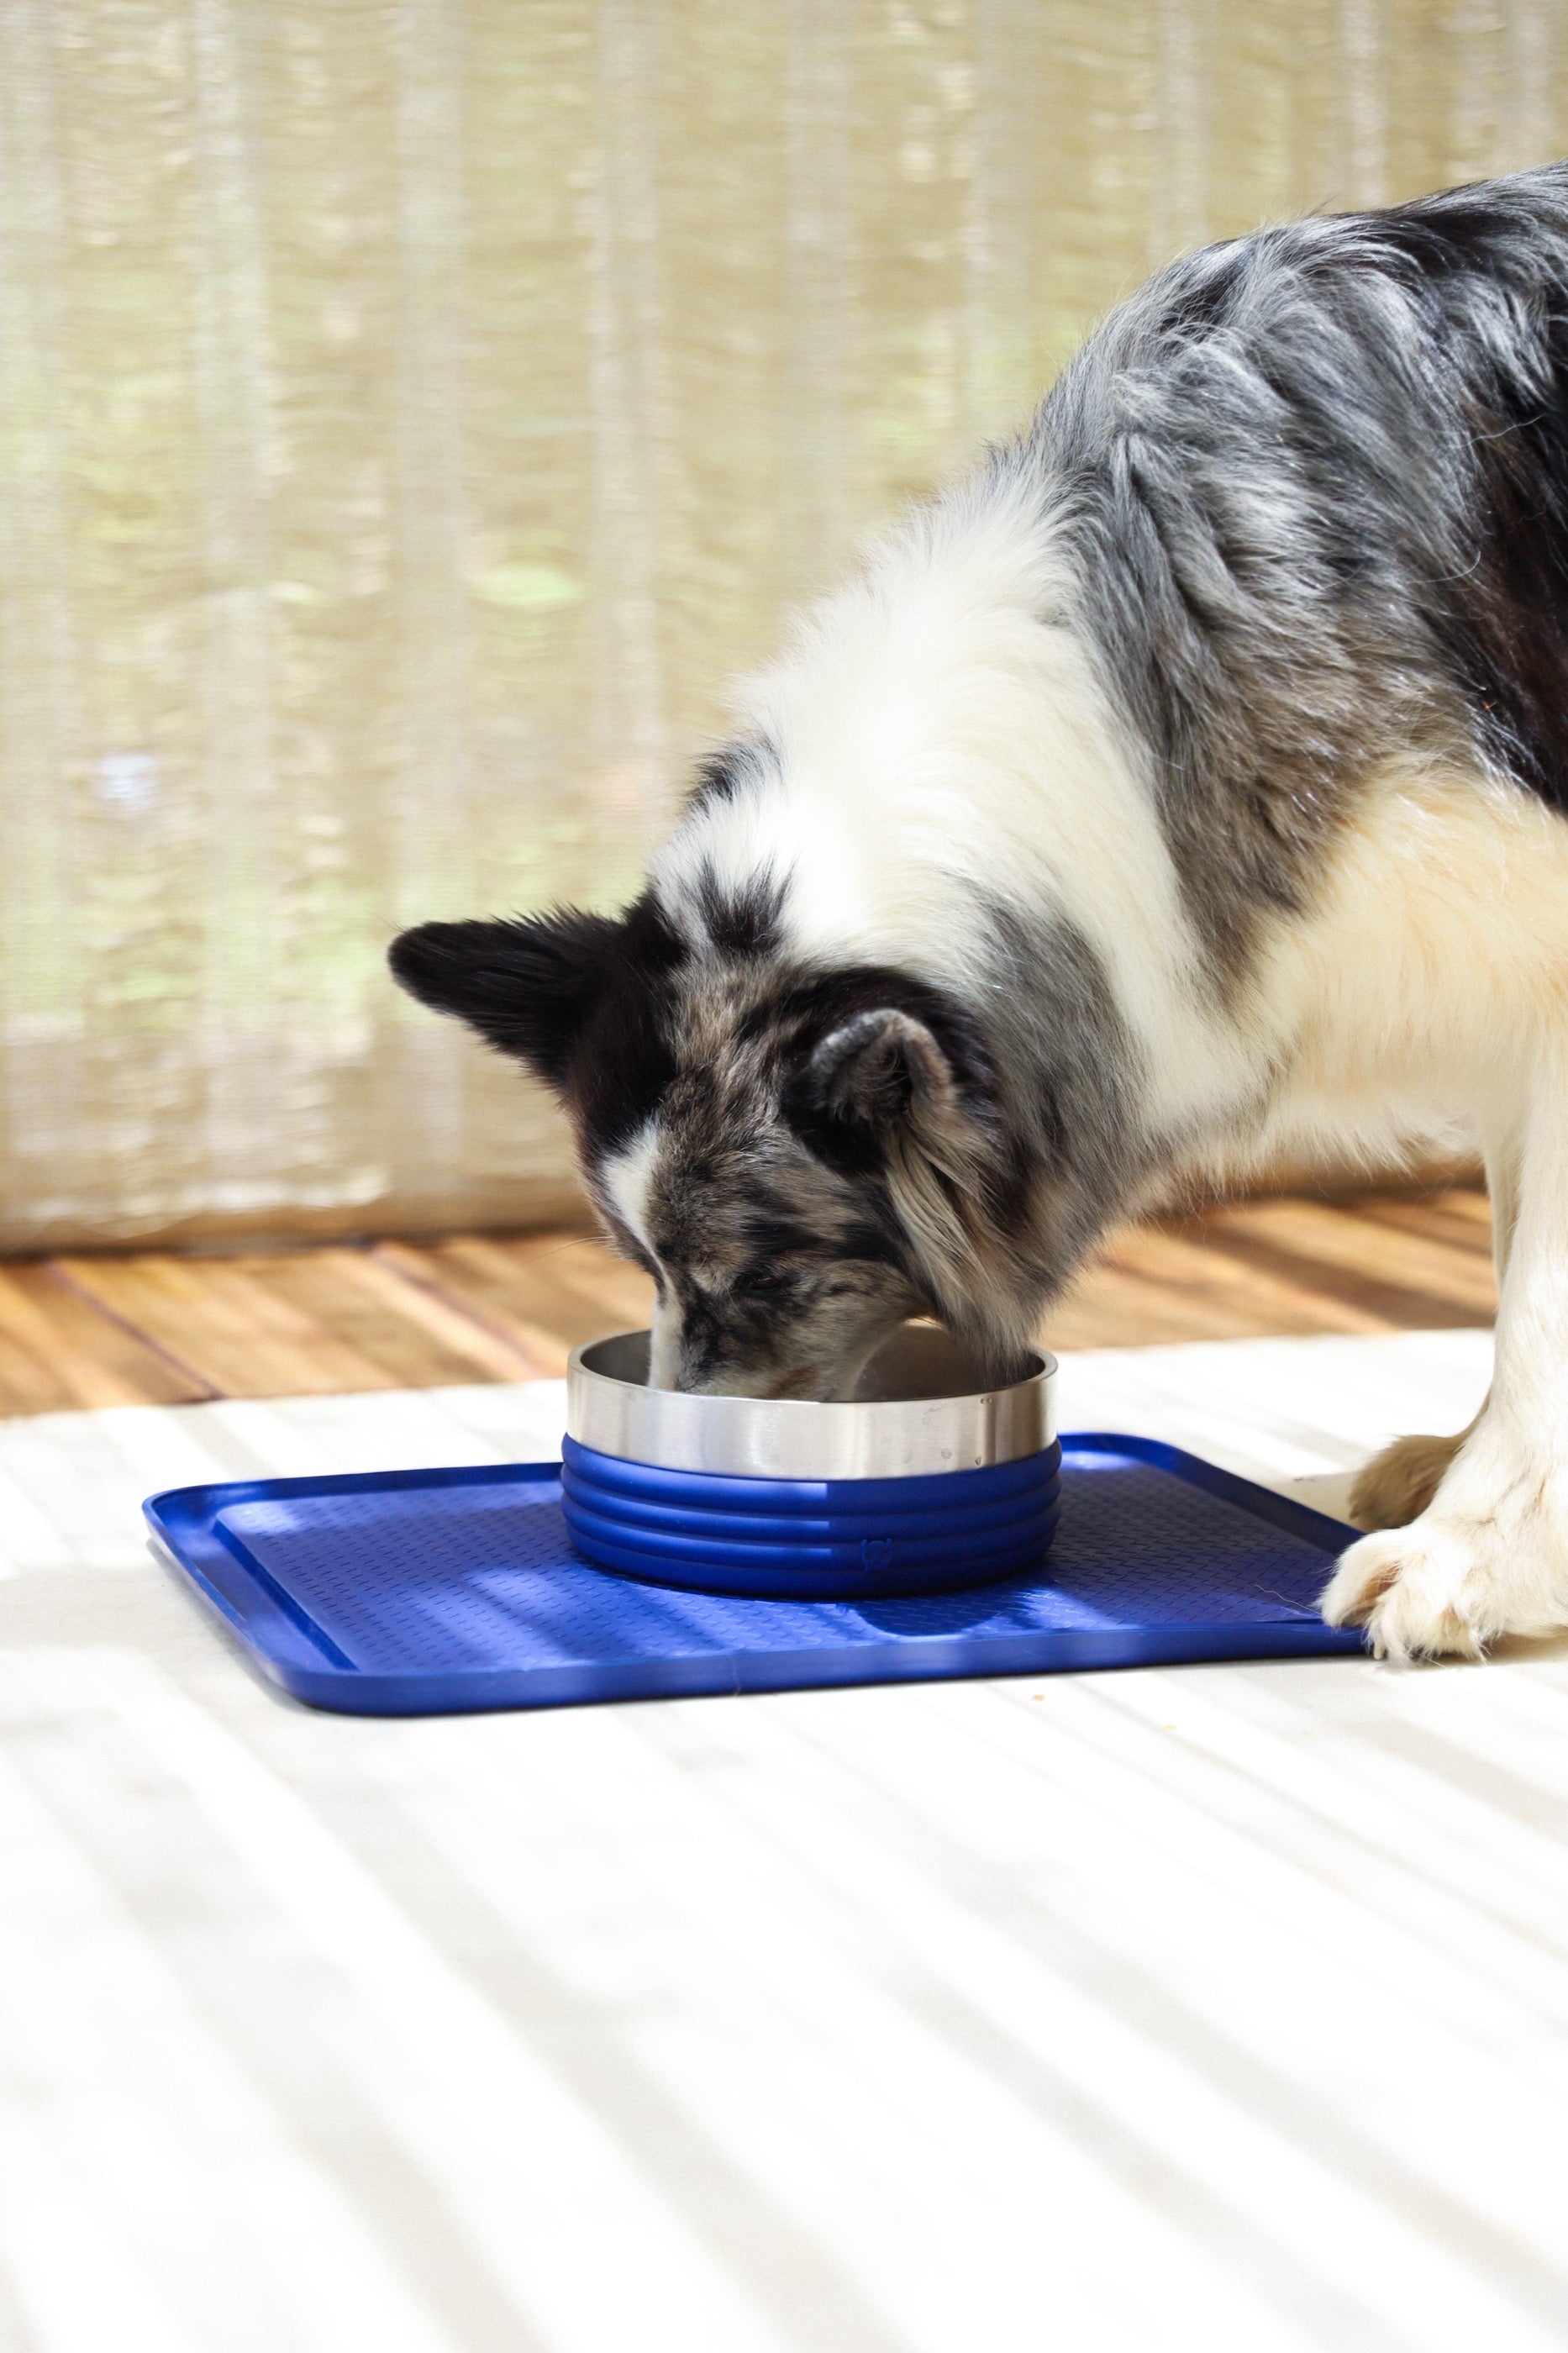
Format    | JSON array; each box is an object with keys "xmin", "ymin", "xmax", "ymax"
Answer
[
  {"xmin": 560, "ymin": 1434, "xmax": 1062, "ymax": 1598},
  {"xmin": 144, "ymin": 1434, "xmax": 1365, "ymax": 1717}
]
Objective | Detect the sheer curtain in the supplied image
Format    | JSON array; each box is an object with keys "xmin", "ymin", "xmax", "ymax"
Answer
[{"xmin": 0, "ymin": 0, "xmax": 1561, "ymax": 1250}]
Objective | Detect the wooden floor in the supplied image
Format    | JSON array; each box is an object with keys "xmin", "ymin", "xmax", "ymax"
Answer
[{"xmin": 0, "ymin": 1186, "xmax": 1497, "ymax": 1418}]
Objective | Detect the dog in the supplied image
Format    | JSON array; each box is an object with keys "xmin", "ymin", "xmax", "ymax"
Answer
[{"xmin": 392, "ymin": 165, "xmax": 1568, "ymax": 1662}]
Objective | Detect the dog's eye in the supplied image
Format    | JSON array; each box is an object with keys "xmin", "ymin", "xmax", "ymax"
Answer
[{"xmin": 739, "ymin": 1266, "xmax": 790, "ymax": 1296}]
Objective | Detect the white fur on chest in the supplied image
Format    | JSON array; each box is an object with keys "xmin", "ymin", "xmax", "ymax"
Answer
[{"xmin": 1241, "ymin": 761, "xmax": 1568, "ymax": 1174}]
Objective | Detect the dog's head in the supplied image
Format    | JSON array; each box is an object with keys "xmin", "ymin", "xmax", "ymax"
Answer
[{"xmin": 388, "ymin": 890, "xmax": 1037, "ymax": 1397}]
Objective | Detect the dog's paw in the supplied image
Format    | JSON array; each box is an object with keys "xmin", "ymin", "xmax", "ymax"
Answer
[
  {"xmin": 1347, "ymin": 1429, "xmax": 1466, "ymax": 1531},
  {"xmin": 1322, "ymin": 1477, "xmax": 1568, "ymax": 1661},
  {"xmin": 1320, "ymin": 1523, "xmax": 1492, "ymax": 1659}
]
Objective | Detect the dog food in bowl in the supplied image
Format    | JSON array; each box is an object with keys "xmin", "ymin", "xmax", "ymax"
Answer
[{"xmin": 560, "ymin": 1323, "xmax": 1060, "ymax": 1600}]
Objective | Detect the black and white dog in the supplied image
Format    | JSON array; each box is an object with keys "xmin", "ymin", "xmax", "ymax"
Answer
[{"xmin": 392, "ymin": 166, "xmax": 1568, "ymax": 1661}]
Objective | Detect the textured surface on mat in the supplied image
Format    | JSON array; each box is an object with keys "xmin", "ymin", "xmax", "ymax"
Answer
[{"xmin": 217, "ymin": 1454, "xmax": 1334, "ymax": 1679}]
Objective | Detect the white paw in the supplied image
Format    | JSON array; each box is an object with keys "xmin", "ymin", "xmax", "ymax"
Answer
[
  {"xmin": 1321, "ymin": 1524, "xmax": 1487, "ymax": 1660},
  {"xmin": 1321, "ymin": 1487, "xmax": 1568, "ymax": 1661}
]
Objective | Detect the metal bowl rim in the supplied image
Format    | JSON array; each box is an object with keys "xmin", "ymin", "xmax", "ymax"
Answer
[{"xmin": 566, "ymin": 1327, "xmax": 1058, "ymax": 1482}]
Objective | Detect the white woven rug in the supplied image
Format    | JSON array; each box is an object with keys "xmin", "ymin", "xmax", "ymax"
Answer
[{"xmin": 5, "ymin": 1329, "xmax": 1568, "ymax": 2353}]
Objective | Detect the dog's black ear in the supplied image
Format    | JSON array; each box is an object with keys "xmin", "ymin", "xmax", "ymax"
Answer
[
  {"xmin": 808, "ymin": 1008, "xmax": 962, "ymax": 1134},
  {"xmin": 388, "ymin": 911, "xmax": 617, "ymax": 1088}
]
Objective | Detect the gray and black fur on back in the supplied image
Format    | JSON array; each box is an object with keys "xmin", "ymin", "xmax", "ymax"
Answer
[{"xmin": 392, "ymin": 166, "xmax": 1568, "ymax": 1398}]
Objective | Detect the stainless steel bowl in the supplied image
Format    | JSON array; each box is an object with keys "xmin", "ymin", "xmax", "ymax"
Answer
[{"xmin": 566, "ymin": 1324, "xmax": 1057, "ymax": 1482}]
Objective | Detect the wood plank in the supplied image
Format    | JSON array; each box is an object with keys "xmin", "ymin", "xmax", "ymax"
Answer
[
  {"xmin": 272, "ymin": 1251, "xmax": 546, "ymax": 1384},
  {"xmin": 1046, "ymin": 1222, "xmax": 1396, "ymax": 1350},
  {"xmin": 380, "ymin": 1234, "xmax": 655, "ymax": 1376},
  {"xmin": 1203, "ymin": 1198, "xmax": 1497, "ymax": 1319},
  {"xmin": 1352, "ymin": 1191, "xmax": 1497, "ymax": 1257},
  {"xmin": 1046, "ymin": 1187, "xmax": 1495, "ymax": 1351},
  {"xmin": 1041, "ymin": 1256, "xmax": 1279, "ymax": 1352},
  {"xmin": 375, "ymin": 1240, "xmax": 571, "ymax": 1377},
  {"xmin": 9, "ymin": 1187, "xmax": 1494, "ymax": 1419},
  {"xmin": 0, "ymin": 1262, "xmax": 212, "ymax": 1413},
  {"xmin": 55, "ymin": 1254, "xmax": 393, "ymax": 1398},
  {"xmin": 54, "ymin": 1249, "xmax": 539, "ymax": 1400},
  {"xmin": 514, "ymin": 1234, "xmax": 659, "ymax": 1327},
  {"xmin": 1402, "ymin": 1184, "xmax": 1492, "ymax": 1230},
  {"xmin": 1160, "ymin": 1231, "xmax": 1486, "ymax": 1333}
]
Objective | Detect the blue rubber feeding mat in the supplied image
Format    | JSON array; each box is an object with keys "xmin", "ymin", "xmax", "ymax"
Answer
[{"xmin": 144, "ymin": 1434, "xmax": 1364, "ymax": 1716}]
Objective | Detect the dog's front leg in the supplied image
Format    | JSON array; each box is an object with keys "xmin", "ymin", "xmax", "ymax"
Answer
[
  {"xmin": 1322, "ymin": 1100, "xmax": 1568, "ymax": 1659},
  {"xmin": 1344, "ymin": 1139, "xmax": 1518, "ymax": 1531}
]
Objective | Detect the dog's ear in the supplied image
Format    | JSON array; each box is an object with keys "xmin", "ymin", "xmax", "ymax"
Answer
[
  {"xmin": 806, "ymin": 1006, "xmax": 997, "ymax": 1290},
  {"xmin": 808, "ymin": 1008, "xmax": 964, "ymax": 1137},
  {"xmin": 388, "ymin": 911, "xmax": 616, "ymax": 1088}
]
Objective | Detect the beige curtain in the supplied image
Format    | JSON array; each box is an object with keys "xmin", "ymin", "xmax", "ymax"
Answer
[{"xmin": 0, "ymin": 0, "xmax": 1563, "ymax": 1251}]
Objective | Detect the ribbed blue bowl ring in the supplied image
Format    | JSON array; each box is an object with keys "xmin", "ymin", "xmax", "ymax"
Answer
[{"xmin": 560, "ymin": 1434, "xmax": 1063, "ymax": 1600}]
